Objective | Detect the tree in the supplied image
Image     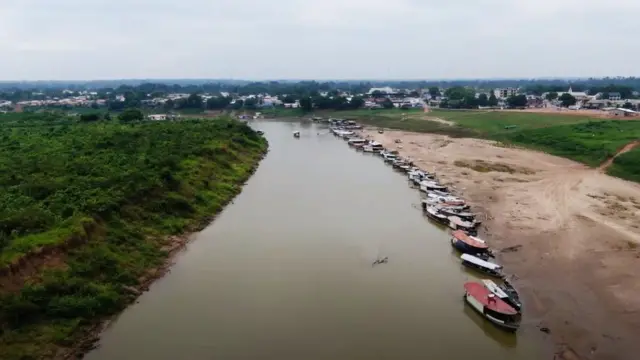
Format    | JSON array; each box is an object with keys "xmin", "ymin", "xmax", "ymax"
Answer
[
  {"xmin": 506, "ymin": 95, "xmax": 528, "ymax": 108},
  {"xmin": 104, "ymin": 113, "xmax": 112, "ymax": 121},
  {"xmin": 179, "ymin": 93, "xmax": 203, "ymax": 109},
  {"xmin": 622, "ymin": 102, "xmax": 634, "ymax": 109},
  {"xmin": 244, "ymin": 98, "xmax": 257, "ymax": 110},
  {"xmin": 477, "ymin": 93, "xmax": 489, "ymax": 107},
  {"xmin": 299, "ymin": 97, "xmax": 313, "ymax": 112},
  {"xmin": 163, "ymin": 99, "xmax": 175, "ymax": 111},
  {"xmin": 349, "ymin": 96, "xmax": 365, "ymax": 109},
  {"xmin": 488, "ymin": 93, "xmax": 498, "ymax": 107},
  {"xmin": 206, "ymin": 96, "xmax": 231, "ymax": 110},
  {"xmin": 283, "ymin": 95, "xmax": 297, "ymax": 104},
  {"xmin": 444, "ymin": 86, "xmax": 471, "ymax": 101},
  {"xmin": 428, "ymin": 87, "xmax": 440, "ymax": 98},
  {"xmin": 79, "ymin": 113, "xmax": 100, "ymax": 122},
  {"xmin": 371, "ymin": 90, "xmax": 386, "ymax": 98},
  {"xmin": 231, "ymin": 100, "xmax": 244, "ymax": 110},
  {"xmin": 382, "ymin": 98, "xmax": 394, "ymax": 109},
  {"xmin": 545, "ymin": 92, "xmax": 558, "ymax": 101},
  {"xmin": 558, "ymin": 93, "xmax": 577, "ymax": 107},
  {"xmin": 118, "ymin": 108, "xmax": 144, "ymax": 122}
]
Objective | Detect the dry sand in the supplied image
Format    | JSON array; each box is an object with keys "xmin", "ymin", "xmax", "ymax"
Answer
[{"xmin": 363, "ymin": 129, "xmax": 640, "ymax": 360}]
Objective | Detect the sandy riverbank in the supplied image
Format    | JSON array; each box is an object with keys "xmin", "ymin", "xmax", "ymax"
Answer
[{"xmin": 363, "ymin": 129, "xmax": 640, "ymax": 360}]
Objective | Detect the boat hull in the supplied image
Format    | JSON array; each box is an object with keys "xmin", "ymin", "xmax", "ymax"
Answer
[
  {"xmin": 464, "ymin": 293, "xmax": 519, "ymax": 332},
  {"xmin": 451, "ymin": 237, "xmax": 488, "ymax": 255}
]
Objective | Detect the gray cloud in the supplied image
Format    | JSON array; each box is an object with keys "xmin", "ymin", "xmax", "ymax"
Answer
[{"xmin": 0, "ymin": 0, "xmax": 638, "ymax": 80}]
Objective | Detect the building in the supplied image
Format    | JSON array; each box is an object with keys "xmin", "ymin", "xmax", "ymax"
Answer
[
  {"xmin": 368, "ymin": 87, "xmax": 395, "ymax": 95},
  {"xmin": 609, "ymin": 92, "xmax": 622, "ymax": 101},
  {"xmin": 494, "ymin": 88, "xmax": 518, "ymax": 99}
]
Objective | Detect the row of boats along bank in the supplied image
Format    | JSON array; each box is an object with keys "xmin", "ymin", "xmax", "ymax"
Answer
[{"xmin": 325, "ymin": 119, "xmax": 523, "ymax": 332}]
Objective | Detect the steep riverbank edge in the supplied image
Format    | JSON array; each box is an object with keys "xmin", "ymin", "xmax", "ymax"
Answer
[
  {"xmin": 363, "ymin": 129, "xmax": 640, "ymax": 360},
  {"xmin": 0, "ymin": 116, "xmax": 269, "ymax": 360},
  {"xmin": 55, "ymin": 148, "xmax": 269, "ymax": 360}
]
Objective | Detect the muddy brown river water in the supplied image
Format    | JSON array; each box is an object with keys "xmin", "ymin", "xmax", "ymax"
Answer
[{"xmin": 85, "ymin": 120, "xmax": 544, "ymax": 360}]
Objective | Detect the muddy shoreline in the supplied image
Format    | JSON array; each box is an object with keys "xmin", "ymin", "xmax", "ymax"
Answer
[
  {"xmin": 363, "ymin": 128, "xmax": 640, "ymax": 360},
  {"xmin": 52, "ymin": 150, "xmax": 269, "ymax": 360}
]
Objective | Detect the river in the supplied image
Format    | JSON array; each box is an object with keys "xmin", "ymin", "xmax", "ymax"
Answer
[{"xmin": 85, "ymin": 120, "xmax": 543, "ymax": 360}]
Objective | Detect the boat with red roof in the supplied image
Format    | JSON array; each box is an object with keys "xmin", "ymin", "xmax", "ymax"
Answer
[
  {"xmin": 464, "ymin": 282, "xmax": 521, "ymax": 331},
  {"xmin": 450, "ymin": 230, "xmax": 489, "ymax": 255}
]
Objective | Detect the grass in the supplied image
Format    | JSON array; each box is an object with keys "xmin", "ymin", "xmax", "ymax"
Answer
[
  {"xmin": 607, "ymin": 147, "xmax": 640, "ymax": 182},
  {"xmin": 499, "ymin": 121, "xmax": 640, "ymax": 167},
  {"xmin": 429, "ymin": 109, "xmax": 603, "ymax": 135}
]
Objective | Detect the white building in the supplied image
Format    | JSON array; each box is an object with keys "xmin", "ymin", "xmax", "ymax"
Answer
[
  {"xmin": 368, "ymin": 87, "xmax": 395, "ymax": 95},
  {"xmin": 494, "ymin": 88, "xmax": 518, "ymax": 99}
]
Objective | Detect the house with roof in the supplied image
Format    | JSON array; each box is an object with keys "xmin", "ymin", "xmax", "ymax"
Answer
[{"xmin": 609, "ymin": 92, "xmax": 622, "ymax": 101}]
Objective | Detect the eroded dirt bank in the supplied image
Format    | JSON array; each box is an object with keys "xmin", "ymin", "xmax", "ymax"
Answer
[{"xmin": 364, "ymin": 129, "xmax": 640, "ymax": 360}]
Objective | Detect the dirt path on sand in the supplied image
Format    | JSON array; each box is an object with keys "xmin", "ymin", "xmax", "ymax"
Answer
[
  {"xmin": 598, "ymin": 141, "xmax": 640, "ymax": 171},
  {"xmin": 363, "ymin": 129, "xmax": 640, "ymax": 360}
]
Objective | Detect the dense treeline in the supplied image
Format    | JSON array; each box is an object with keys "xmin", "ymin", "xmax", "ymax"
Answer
[
  {"xmin": 0, "ymin": 113, "xmax": 267, "ymax": 358},
  {"xmin": 4, "ymin": 77, "xmax": 640, "ymax": 103}
]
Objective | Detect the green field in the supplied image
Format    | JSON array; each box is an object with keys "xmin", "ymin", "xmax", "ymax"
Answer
[
  {"xmin": 608, "ymin": 147, "xmax": 640, "ymax": 182},
  {"xmin": 429, "ymin": 109, "xmax": 603, "ymax": 135},
  {"xmin": 499, "ymin": 121, "xmax": 640, "ymax": 166},
  {"xmin": 0, "ymin": 113, "xmax": 267, "ymax": 359}
]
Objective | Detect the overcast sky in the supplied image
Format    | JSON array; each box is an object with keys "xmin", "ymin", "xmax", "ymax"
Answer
[{"xmin": 1, "ymin": 0, "xmax": 639, "ymax": 80}]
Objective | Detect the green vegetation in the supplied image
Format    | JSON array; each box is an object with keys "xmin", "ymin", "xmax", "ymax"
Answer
[
  {"xmin": 500, "ymin": 121, "xmax": 640, "ymax": 167},
  {"xmin": 0, "ymin": 113, "xmax": 267, "ymax": 359},
  {"xmin": 608, "ymin": 147, "xmax": 640, "ymax": 182},
  {"xmin": 430, "ymin": 110, "xmax": 602, "ymax": 135}
]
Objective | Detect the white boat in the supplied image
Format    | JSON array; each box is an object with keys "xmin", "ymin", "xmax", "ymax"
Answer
[
  {"xmin": 482, "ymin": 279, "xmax": 522, "ymax": 312},
  {"xmin": 382, "ymin": 153, "xmax": 397, "ymax": 163},
  {"xmin": 419, "ymin": 181, "xmax": 447, "ymax": 193},
  {"xmin": 461, "ymin": 254, "xmax": 503, "ymax": 278},
  {"xmin": 427, "ymin": 193, "xmax": 465, "ymax": 204},
  {"xmin": 347, "ymin": 138, "xmax": 367, "ymax": 147},
  {"xmin": 429, "ymin": 189, "xmax": 450, "ymax": 197},
  {"xmin": 369, "ymin": 141, "xmax": 384, "ymax": 152}
]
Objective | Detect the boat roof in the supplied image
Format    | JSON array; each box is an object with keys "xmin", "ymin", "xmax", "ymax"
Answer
[
  {"xmin": 427, "ymin": 207, "xmax": 447, "ymax": 217},
  {"xmin": 481, "ymin": 280, "xmax": 509, "ymax": 299},
  {"xmin": 452, "ymin": 230, "xmax": 488, "ymax": 249},
  {"xmin": 348, "ymin": 138, "xmax": 366, "ymax": 142},
  {"xmin": 465, "ymin": 282, "xmax": 517, "ymax": 315},
  {"xmin": 461, "ymin": 254, "xmax": 502, "ymax": 270},
  {"xmin": 449, "ymin": 216, "xmax": 474, "ymax": 227}
]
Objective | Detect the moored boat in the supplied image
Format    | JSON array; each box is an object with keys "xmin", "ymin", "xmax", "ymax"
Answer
[
  {"xmin": 448, "ymin": 216, "xmax": 480, "ymax": 235},
  {"xmin": 293, "ymin": 131, "xmax": 300, "ymax": 138},
  {"xmin": 464, "ymin": 282, "xmax": 520, "ymax": 331},
  {"xmin": 438, "ymin": 207, "xmax": 476, "ymax": 222},
  {"xmin": 348, "ymin": 138, "xmax": 367, "ymax": 147},
  {"xmin": 460, "ymin": 254, "xmax": 503, "ymax": 278},
  {"xmin": 482, "ymin": 279, "xmax": 522, "ymax": 312},
  {"xmin": 425, "ymin": 206, "xmax": 450, "ymax": 224},
  {"xmin": 451, "ymin": 230, "xmax": 489, "ymax": 254},
  {"xmin": 421, "ymin": 198, "xmax": 470, "ymax": 211},
  {"xmin": 419, "ymin": 181, "xmax": 448, "ymax": 193}
]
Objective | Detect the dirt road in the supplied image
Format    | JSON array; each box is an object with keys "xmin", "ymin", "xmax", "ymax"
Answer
[{"xmin": 363, "ymin": 129, "xmax": 640, "ymax": 360}]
